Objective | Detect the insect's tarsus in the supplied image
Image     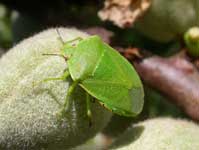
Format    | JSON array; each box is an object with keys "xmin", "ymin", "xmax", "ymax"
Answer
[{"xmin": 86, "ymin": 93, "xmax": 92, "ymax": 127}]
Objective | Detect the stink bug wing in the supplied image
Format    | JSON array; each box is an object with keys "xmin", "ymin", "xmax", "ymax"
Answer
[
  {"xmin": 81, "ymin": 80, "xmax": 144, "ymax": 116},
  {"xmin": 80, "ymin": 43, "xmax": 144, "ymax": 116},
  {"xmin": 67, "ymin": 36, "xmax": 105, "ymax": 81}
]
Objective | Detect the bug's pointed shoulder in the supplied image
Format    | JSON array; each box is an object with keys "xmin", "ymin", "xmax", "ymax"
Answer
[{"xmin": 85, "ymin": 35, "xmax": 102, "ymax": 43}]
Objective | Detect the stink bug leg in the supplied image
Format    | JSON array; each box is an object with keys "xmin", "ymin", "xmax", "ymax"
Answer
[
  {"xmin": 33, "ymin": 70, "xmax": 70, "ymax": 106},
  {"xmin": 86, "ymin": 93, "xmax": 92, "ymax": 127},
  {"xmin": 64, "ymin": 37, "xmax": 83, "ymax": 45},
  {"xmin": 56, "ymin": 28, "xmax": 83, "ymax": 45},
  {"xmin": 58, "ymin": 80, "xmax": 79, "ymax": 118},
  {"xmin": 42, "ymin": 53, "xmax": 68, "ymax": 61},
  {"xmin": 41, "ymin": 70, "xmax": 70, "ymax": 82}
]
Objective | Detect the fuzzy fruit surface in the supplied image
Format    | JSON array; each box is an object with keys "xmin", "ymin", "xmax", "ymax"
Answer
[
  {"xmin": 135, "ymin": 0, "xmax": 199, "ymax": 43},
  {"xmin": 110, "ymin": 118, "xmax": 199, "ymax": 150},
  {"xmin": 0, "ymin": 28, "xmax": 112, "ymax": 149}
]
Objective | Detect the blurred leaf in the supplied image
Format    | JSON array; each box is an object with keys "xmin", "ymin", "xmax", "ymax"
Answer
[{"xmin": 0, "ymin": 4, "xmax": 12, "ymax": 48}]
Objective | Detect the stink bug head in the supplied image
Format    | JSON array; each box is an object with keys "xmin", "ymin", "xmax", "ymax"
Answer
[
  {"xmin": 65, "ymin": 35, "xmax": 106, "ymax": 81},
  {"xmin": 61, "ymin": 35, "xmax": 101, "ymax": 59}
]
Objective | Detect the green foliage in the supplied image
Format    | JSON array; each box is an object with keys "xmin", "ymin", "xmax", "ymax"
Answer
[{"xmin": 0, "ymin": 4, "xmax": 12, "ymax": 48}]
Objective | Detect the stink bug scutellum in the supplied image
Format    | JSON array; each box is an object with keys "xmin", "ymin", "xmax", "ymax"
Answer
[{"xmin": 41, "ymin": 29, "xmax": 144, "ymax": 122}]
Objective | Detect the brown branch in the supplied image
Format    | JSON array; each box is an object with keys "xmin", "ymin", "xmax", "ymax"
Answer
[{"xmin": 134, "ymin": 56, "xmax": 199, "ymax": 121}]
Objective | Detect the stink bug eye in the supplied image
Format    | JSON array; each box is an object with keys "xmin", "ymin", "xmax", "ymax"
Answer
[{"xmin": 40, "ymin": 29, "xmax": 144, "ymax": 123}]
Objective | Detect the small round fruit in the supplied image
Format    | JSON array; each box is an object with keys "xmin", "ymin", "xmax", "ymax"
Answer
[{"xmin": 184, "ymin": 27, "xmax": 199, "ymax": 57}]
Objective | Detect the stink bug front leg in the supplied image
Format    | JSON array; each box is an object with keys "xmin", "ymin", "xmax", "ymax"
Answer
[
  {"xmin": 34, "ymin": 69, "xmax": 70, "ymax": 85},
  {"xmin": 33, "ymin": 70, "xmax": 70, "ymax": 106},
  {"xmin": 56, "ymin": 28, "xmax": 83, "ymax": 46},
  {"xmin": 42, "ymin": 70, "xmax": 70, "ymax": 82}
]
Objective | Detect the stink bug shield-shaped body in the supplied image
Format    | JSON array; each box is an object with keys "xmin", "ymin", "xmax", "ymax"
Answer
[
  {"xmin": 60, "ymin": 35, "xmax": 144, "ymax": 117},
  {"xmin": 43, "ymin": 32, "xmax": 144, "ymax": 118}
]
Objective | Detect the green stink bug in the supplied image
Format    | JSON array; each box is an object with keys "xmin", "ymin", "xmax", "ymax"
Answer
[{"xmin": 42, "ymin": 29, "xmax": 144, "ymax": 120}]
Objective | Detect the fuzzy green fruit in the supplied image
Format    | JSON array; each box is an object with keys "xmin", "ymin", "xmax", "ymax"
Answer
[
  {"xmin": 110, "ymin": 118, "xmax": 199, "ymax": 150},
  {"xmin": 0, "ymin": 28, "xmax": 112, "ymax": 149},
  {"xmin": 135, "ymin": 0, "xmax": 199, "ymax": 43},
  {"xmin": 184, "ymin": 27, "xmax": 199, "ymax": 57}
]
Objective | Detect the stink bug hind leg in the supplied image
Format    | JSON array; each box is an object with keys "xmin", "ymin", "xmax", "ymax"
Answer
[
  {"xmin": 58, "ymin": 80, "xmax": 79, "ymax": 118},
  {"xmin": 86, "ymin": 93, "xmax": 93, "ymax": 127}
]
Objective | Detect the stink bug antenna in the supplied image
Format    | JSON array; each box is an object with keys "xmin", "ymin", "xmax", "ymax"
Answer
[
  {"xmin": 42, "ymin": 53, "xmax": 67, "ymax": 61},
  {"xmin": 56, "ymin": 28, "xmax": 65, "ymax": 44}
]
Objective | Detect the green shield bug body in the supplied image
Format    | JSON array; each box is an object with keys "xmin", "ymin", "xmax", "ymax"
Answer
[{"xmin": 43, "ymin": 29, "xmax": 144, "ymax": 120}]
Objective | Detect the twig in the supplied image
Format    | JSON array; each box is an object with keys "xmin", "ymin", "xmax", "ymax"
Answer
[{"xmin": 133, "ymin": 56, "xmax": 199, "ymax": 121}]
